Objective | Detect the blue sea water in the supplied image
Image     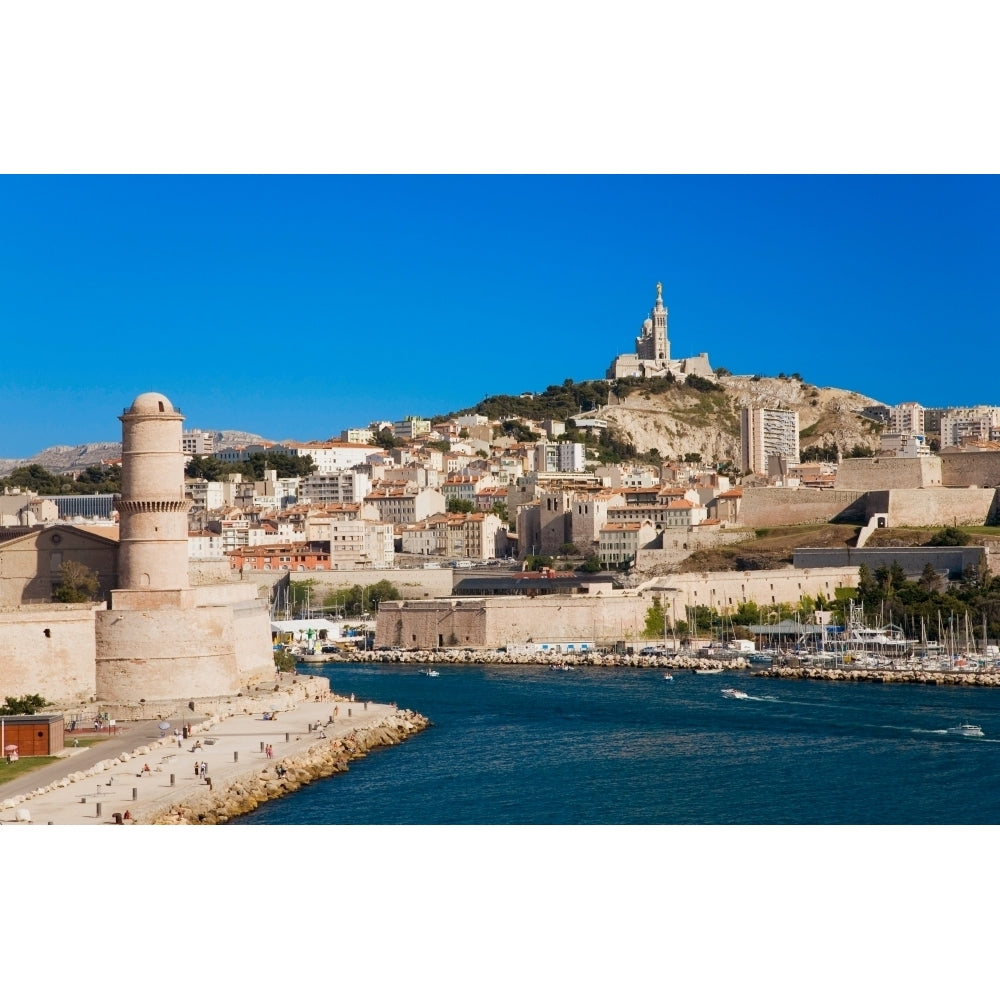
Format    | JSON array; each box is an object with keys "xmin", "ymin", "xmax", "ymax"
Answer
[{"xmin": 232, "ymin": 662, "xmax": 1000, "ymax": 824}]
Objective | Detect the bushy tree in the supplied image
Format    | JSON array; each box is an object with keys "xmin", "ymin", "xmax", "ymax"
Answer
[
  {"xmin": 53, "ymin": 560, "xmax": 100, "ymax": 603},
  {"xmin": 2, "ymin": 693, "xmax": 49, "ymax": 714},
  {"xmin": 926, "ymin": 526, "xmax": 971, "ymax": 547}
]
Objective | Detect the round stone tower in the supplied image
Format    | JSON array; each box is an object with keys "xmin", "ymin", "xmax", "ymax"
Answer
[
  {"xmin": 97, "ymin": 390, "xmax": 270, "ymax": 704},
  {"xmin": 115, "ymin": 391, "xmax": 192, "ymax": 590}
]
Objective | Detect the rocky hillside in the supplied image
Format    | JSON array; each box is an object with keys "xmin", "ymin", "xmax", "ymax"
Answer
[{"xmin": 596, "ymin": 375, "xmax": 884, "ymax": 466}]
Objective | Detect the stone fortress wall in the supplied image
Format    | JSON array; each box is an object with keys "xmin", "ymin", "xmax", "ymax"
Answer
[
  {"xmin": 863, "ymin": 489, "xmax": 1000, "ymax": 527},
  {"xmin": 739, "ymin": 488, "xmax": 868, "ymax": 528},
  {"xmin": 0, "ymin": 605, "xmax": 98, "ymax": 704}
]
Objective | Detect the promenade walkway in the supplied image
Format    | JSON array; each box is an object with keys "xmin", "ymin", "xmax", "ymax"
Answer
[{"xmin": 0, "ymin": 678, "xmax": 390, "ymax": 825}]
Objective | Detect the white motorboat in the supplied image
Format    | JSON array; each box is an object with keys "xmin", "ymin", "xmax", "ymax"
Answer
[
  {"xmin": 663, "ymin": 673, "xmax": 673, "ymax": 681},
  {"xmin": 420, "ymin": 669, "xmax": 440, "ymax": 677},
  {"xmin": 721, "ymin": 687, "xmax": 750, "ymax": 699},
  {"xmin": 695, "ymin": 666, "xmax": 724, "ymax": 675},
  {"xmin": 947, "ymin": 722, "xmax": 984, "ymax": 737}
]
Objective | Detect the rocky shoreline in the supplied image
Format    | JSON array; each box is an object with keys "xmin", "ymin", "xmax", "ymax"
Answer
[{"xmin": 146, "ymin": 708, "xmax": 430, "ymax": 825}]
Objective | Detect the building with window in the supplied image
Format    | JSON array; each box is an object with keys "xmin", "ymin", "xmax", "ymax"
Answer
[{"xmin": 740, "ymin": 407, "xmax": 800, "ymax": 476}]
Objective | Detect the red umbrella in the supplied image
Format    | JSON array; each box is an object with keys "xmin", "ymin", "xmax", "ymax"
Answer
[{"xmin": 4, "ymin": 744, "xmax": 17, "ymax": 752}]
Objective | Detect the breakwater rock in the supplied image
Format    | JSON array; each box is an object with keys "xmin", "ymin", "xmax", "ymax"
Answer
[
  {"xmin": 339, "ymin": 649, "xmax": 751, "ymax": 671},
  {"xmin": 755, "ymin": 664, "xmax": 1000, "ymax": 687},
  {"xmin": 145, "ymin": 709, "xmax": 430, "ymax": 825}
]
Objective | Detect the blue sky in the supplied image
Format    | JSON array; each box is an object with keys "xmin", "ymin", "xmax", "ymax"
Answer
[{"xmin": 2, "ymin": 174, "xmax": 997, "ymax": 458}]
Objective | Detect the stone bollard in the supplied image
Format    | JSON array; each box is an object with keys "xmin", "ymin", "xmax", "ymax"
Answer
[
  {"xmin": 286, "ymin": 732, "xmax": 290, "ymax": 742},
  {"xmin": 260, "ymin": 742, "xmax": 265, "ymax": 752},
  {"xmin": 170, "ymin": 774, "xmax": 175, "ymax": 786},
  {"xmin": 133, "ymin": 788, "xmax": 138, "ymax": 801},
  {"xmin": 328, "ymin": 716, "xmax": 333, "ymax": 724},
  {"xmin": 233, "ymin": 751, "xmax": 239, "ymax": 763},
  {"xmin": 96, "ymin": 802, "xmax": 102, "ymax": 817},
  {"xmin": 348, "ymin": 708, "xmax": 352, "ymax": 717}
]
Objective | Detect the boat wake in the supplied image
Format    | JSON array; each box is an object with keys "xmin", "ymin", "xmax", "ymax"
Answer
[{"xmin": 721, "ymin": 688, "xmax": 777, "ymax": 702}]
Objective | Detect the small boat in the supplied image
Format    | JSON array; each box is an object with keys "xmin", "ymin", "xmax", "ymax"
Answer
[
  {"xmin": 550, "ymin": 663, "xmax": 574, "ymax": 671},
  {"xmin": 420, "ymin": 669, "xmax": 440, "ymax": 677},
  {"xmin": 695, "ymin": 666, "xmax": 724, "ymax": 675},
  {"xmin": 663, "ymin": 673, "xmax": 673, "ymax": 681},
  {"xmin": 721, "ymin": 688, "xmax": 750, "ymax": 700},
  {"xmin": 947, "ymin": 722, "xmax": 984, "ymax": 737}
]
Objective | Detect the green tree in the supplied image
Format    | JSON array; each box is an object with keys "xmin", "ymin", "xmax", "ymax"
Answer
[
  {"xmin": 643, "ymin": 596, "xmax": 666, "ymax": 637},
  {"xmin": 447, "ymin": 497, "xmax": 475, "ymax": 514},
  {"xmin": 1, "ymin": 693, "xmax": 49, "ymax": 715},
  {"xmin": 289, "ymin": 578, "xmax": 318, "ymax": 615},
  {"xmin": 52, "ymin": 560, "xmax": 100, "ymax": 603},
  {"xmin": 919, "ymin": 563, "xmax": 942, "ymax": 592},
  {"xmin": 273, "ymin": 649, "xmax": 297, "ymax": 672},
  {"xmin": 524, "ymin": 554, "xmax": 553, "ymax": 571},
  {"xmin": 926, "ymin": 526, "xmax": 971, "ymax": 547},
  {"xmin": 185, "ymin": 456, "xmax": 230, "ymax": 481},
  {"xmin": 373, "ymin": 426, "xmax": 398, "ymax": 449}
]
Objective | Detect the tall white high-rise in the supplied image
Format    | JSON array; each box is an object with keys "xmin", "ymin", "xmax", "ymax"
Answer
[{"xmin": 740, "ymin": 407, "xmax": 800, "ymax": 475}]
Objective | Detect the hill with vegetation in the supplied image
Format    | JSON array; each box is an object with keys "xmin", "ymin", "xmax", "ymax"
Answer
[{"xmin": 447, "ymin": 371, "xmax": 885, "ymax": 470}]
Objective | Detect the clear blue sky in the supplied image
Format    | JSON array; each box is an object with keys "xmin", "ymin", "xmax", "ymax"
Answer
[{"xmin": 2, "ymin": 174, "xmax": 997, "ymax": 458}]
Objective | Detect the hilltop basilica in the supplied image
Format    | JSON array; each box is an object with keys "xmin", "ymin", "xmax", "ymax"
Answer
[{"xmin": 606, "ymin": 282, "xmax": 714, "ymax": 382}]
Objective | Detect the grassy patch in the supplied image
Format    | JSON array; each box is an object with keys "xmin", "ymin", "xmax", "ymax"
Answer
[
  {"xmin": 0, "ymin": 755, "xmax": 60, "ymax": 786},
  {"xmin": 677, "ymin": 523, "xmax": 860, "ymax": 573}
]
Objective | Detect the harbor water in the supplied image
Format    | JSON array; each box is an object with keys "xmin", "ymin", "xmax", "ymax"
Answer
[{"xmin": 233, "ymin": 661, "xmax": 1000, "ymax": 824}]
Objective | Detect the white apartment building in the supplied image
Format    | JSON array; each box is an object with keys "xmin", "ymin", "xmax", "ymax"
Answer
[
  {"xmin": 298, "ymin": 470, "xmax": 372, "ymax": 505},
  {"xmin": 740, "ymin": 407, "xmax": 800, "ymax": 475},
  {"xmin": 268, "ymin": 441, "xmax": 381, "ymax": 474},
  {"xmin": 535, "ymin": 441, "xmax": 586, "ymax": 474},
  {"xmin": 393, "ymin": 416, "xmax": 432, "ymax": 439},
  {"xmin": 186, "ymin": 479, "xmax": 225, "ymax": 510},
  {"xmin": 400, "ymin": 512, "xmax": 502, "ymax": 561},
  {"xmin": 598, "ymin": 521, "xmax": 657, "ymax": 568},
  {"xmin": 324, "ymin": 517, "xmax": 395, "ymax": 570},
  {"xmin": 558, "ymin": 441, "xmax": 586, "ymax": 473},
  {"xmin": 940, "ymin": 406, "xmax": 1000, "ymax": 447},
  {"xmin": 188, "ymin": 529, "xmax": 225, "ymax": 559},
  {"xmin": 879, "ymin": 432, "xmax": 931, "ymax": 457},
  {"xmin": 889, "ymin": 402, "xmax": 925, "ymax": 436},
  {"xmin": 364, "ymin": 486, "xmax": 446, "ymax": 525},
  {"xmin": 182, "ymin": 429, "xmax": 215, "ymax": 455},
  {"xmin": 341, "ymin": 427, "xmax": 374, "ymax": 444}
]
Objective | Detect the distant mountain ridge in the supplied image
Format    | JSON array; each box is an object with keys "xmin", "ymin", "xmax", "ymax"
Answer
[{"xmin": 0, "ymin": 430, "xmax": 269, "ymax": 476}]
